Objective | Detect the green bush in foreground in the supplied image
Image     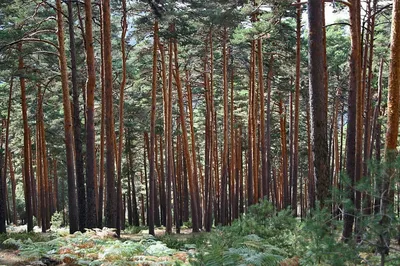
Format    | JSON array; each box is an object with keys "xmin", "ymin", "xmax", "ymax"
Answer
[
  {"xmin": 0, "ymin": 231, "xmax": 53, "ymax": 249},
  {"xmin": 2, "ymin": 199, "xmax": 400, "ymax": 265},
  {"xmin": 188, "ymin": 199, "xmax": 390, "ymax": 266}
]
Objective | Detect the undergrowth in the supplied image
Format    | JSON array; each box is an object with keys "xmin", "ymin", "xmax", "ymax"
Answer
[
  {"xmin": 188, "ymin": 200, "xmax": 298, "ymax": 266},
  {"xmin": 124, "ymin": 225, "xmax": 148, "ymax": 234},
  {"xmin": 0, "ymin": 231, "xmax": 54, "ymax": 249},
  {"xmin": 2, "ymin": 229, "xmax": 191, "ymax": 265},
  {"xmin": 3, "ymin": 200, "xmax": 400, "ymax": 265},
  {"xmin": 181, "ymin": 200, "xmax": 400, "ymax": 265}
]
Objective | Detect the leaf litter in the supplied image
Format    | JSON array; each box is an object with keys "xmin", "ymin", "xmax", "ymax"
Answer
[{"xmin": 1, "ymin": 228, "xmax": 193, "ymax": 265}]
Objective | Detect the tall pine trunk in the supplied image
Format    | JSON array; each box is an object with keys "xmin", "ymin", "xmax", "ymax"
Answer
[
  {"xmin": 372, "ymin": 59, "xmax": 384, "ymax": 214},
  {"xmin": 292, "ymin": 1, "xmax": 301, "ymax": 215},
  {"xmin": 363, "ymin": 0, "xmax": 378, "ymax": 216},
  {"xmin": 173, "ymin": 34, "xmax": 201, "ymax": 232},
  {"xmin": 1, "ymin": 77, "xmax": 14, "ymax": 231},
  {"xmin": 353, "ymin": 0, "xmax": 363, "ymax": 241},
  {"xmin": 53, "ymin": 159, "xmax": 59, "ymax": 213},
  {"xmin": 307, "ymin": 0, "xmax": 329, "ymax": 208},
  {"xmin": 343, "ymin": 0, "xmax": 361, "ymax": 241},
  {"xmin": 380, "ymin": 0, "xmax": 400, "ymax": 256},
  {"xmin": 103, "ymin": 0, "xmax": 117, "ymax": 228},
  {"xmin": 230, "ymin": 67, "xmax": 237, "ymax": 220},
  {"xmin": 266, "ymin": 55, "xmax": 274, "ymax": 203},
  {"xmin": 279, "ymin": 99, "xmax": 288, "ymax": 209},
  {"xmin": 116, "ymin": 0, "xmax": 127, "ymax": 236},
  {"xmin": 221, "ymin": 27, "xmax": 229, "ymax": 225},
  {"xmin": 97, "ymin": 0, "xmax": 106, "ymax": 228},
  {"xmin": 258, "ymin": 36, "xmax": 267, "ymax": 203},
  {"xmin": 127, "ymin": 133, "xmax": 140, "ymax": 226},
  {"xmin": 56, "ymin": 0, "xmax": 79, "ymax": 233},
  {"xmin": 247, "ymin": 40, "xmax": 254, "ymax": 207},
  {"xmin": 149, "ymin": 20, "xmax": 159, "ymax": 236},
  {"xmin": 84, "ymin": 0, "xmax": 97, "ymax": 230},
  {"xmin": 204, "ymin": 33, "xmax": 213, "ymax": 231},
  {"xmin": 18, "ymin": 44, "xmax": 33, "ymax": 232},
  {"xmin": 67, "ymin": 0, "xmax": 86, "ymax": 232},
  {"xmin": 185, "ymin": 70, "xmax": 202, "ymax": 228},
  {"xmin": 36, "ymin": 87, "xmax": 45, "ymax": 231}
]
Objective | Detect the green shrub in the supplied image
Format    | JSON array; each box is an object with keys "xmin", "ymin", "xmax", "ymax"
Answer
[
  {"xmin": 158, "ymin": 235, "xmax": 186, "ymax": 250},
  {"xmin": 192, "ymin": 200, "xmax": 297, "ymax": 265},
  {"xmin": 299, "ymin": 207, "xmax": 360, "ymax": 265},
  {"xmin": 123, "ymin": 225, "xmax": 148, "ymax": 234},
  {"xmin": 50, "ymin": 211, "xmax": 63, "ymax": 229},
  {"xmin": 0, "ymin": 232, "xmax": 54, "ymax": 249}
]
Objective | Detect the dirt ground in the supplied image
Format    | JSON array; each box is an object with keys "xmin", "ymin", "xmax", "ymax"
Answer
[{"xmin": 0, "ymin": 250, "xmax": 27, "ymax": 266}]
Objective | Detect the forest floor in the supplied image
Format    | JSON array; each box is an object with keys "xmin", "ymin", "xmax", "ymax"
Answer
[
  {"xmin": 1, "ymin": 212, "xmax": 400, "ymax": 266},
  {"xmin": 3, "ymin": 227, "xmax": 399, "ymax": 266},
  {"xmin": 0, "ymin": 226, "xmax": 198, "ymax": 266},
  {"xmin": 0, "ymin": 250, "xmax": 26, "ymax": 266}
]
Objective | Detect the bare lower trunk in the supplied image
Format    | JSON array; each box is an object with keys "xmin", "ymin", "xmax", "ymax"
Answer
[
  {"xmin": 67, "ymin": 0, "xmax": 86, "ymax": 232},
  {"xmin": 148, "ymin": 20, "xmax": 159, "ymax": 236},
  {"xmin": 343, "ymin": 0, "xmax": 361, "ymax": 241},
  {"xmin": 84, "ymin": 0, "xmax": 97, "ymax": 230},
  {"xmin": 103, "ymin": 0, "xmax": 117, "ymax": 228},
  {"xmin": 381, "ymin": 0, "xmax": 400, "ymax": 255},
  {"xmin": 292, "ymin": 2, "xmax": 301, "ymax": 215},
  {"xmin": 97, "ymin": 1, "xmax": 106, "ymax": 228},
  {"xmin": 173, "ymin": 33, "xmax": 201, "ymax": 232},
  {"xmin": 57, "ymin": 0, "xmax": 79, "ymax": 233},
  {"xmin": 221, "ymin": 27, "xmax": 229, "ymax": 225},
  {"xmin": 116, "ymin": 0, "xmax": 127, "ymax": 237}
]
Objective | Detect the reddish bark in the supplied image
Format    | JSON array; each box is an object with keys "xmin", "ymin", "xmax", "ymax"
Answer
[{"xmin": 56, "ymin": 0, "xmax": 79, "ymax": 233}]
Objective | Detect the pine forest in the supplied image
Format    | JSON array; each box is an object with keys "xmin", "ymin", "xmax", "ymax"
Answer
[{"xmin": 1, "ymin": 0, "xmax": 400, "ymax": 265}]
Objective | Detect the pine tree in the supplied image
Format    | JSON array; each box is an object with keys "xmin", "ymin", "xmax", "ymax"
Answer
[
  {"xmin": 56, "ymin": 0, "xmax": 79, "ymax": 233},
  {"xmin": 103, "ymin": 0, "xmax": 117, "ymax": 229},
  {"xmin": 84, "ymin": 0, "xmax": 97, "ymax": 230},
  {"xmin": 307, "ymin": 0, "xmax": 329, "ymax": 208}
]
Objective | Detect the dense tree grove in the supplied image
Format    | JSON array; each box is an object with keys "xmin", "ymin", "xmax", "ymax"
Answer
[{"xmin": 1, "ymin": 0, "xmax": 400, "ymax": 263}]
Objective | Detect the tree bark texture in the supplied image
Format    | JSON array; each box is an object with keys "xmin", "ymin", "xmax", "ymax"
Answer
[
  {"xmin": 67, "ymin": 0, "xmax": 86, "ymax": 232},
  {"xmin": 381, "ymin": 0, "xmax": 400, "ymax": 255},
  {"xmin": 307, "ymin": 0, "xmax": 329, "ymax": 207},
  {"xmin": 84, "ymin": 0, "xmax": 97, "ymax": 230},
  {"xmin": 56, "ymin": 0, "xmax": 79, "ymax": 234},
  {"xmin": 102, "ymin": 0, "xmax": 117, "ymax": 228}
]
